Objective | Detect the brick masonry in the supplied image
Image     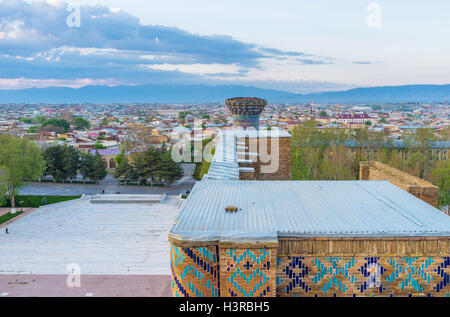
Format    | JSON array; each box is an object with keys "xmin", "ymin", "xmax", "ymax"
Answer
[
  {"xmin": 237, "ymin": 137, "xmax": 291, "ymax": 181},
  {"xmin": 170, "ymin": 237, "xmax": 450, "ymax": 297},
  {"xmin": 170, "ymin": 241, "xmax": 220, "ymax": 297},
  {"xmin": 219, "ymin": 244, "xmax": 278, "ymax": 297},
  {"xmin": 277, "ymin": 238, "xmax": 450, "ymax": 297},
  {"xmin": 359, "ymin": 161, "xmax": 439, "ymax": 208},
  {"xmin": 277, "ymin": 255, "xmax": 450, "ymax": 297}
]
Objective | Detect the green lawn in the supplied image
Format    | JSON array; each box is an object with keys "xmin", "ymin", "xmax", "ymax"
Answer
[
  {"xmin": 1, "ymin": 195, "xmax": 82, "ymax": 208},
  {"xmin": 0, "ymin": 211, "xmax": 23, "ymax": 225}
]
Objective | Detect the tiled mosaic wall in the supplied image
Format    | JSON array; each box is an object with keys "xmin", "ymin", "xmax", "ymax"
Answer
[
  {"xmin": 277, "ymin": 256, "xmax": 450, "ymax": 297},
  {"xmin": 170, "ymin": 243, "xmax": 219, "ymax": 297},
  {"xmin": 219, "ymin": 247, "xmax": 277, "ymax": 297}
]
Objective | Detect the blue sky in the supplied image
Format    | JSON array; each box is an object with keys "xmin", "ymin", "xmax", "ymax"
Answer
[{"xmin": 0, "ymin": 0, "xmax": 448, "ymax": 92}]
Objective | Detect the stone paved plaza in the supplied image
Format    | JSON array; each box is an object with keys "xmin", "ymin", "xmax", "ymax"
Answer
[{"xmin": 0, "ymin": 195, "xmax": 183, "ymax": 275}]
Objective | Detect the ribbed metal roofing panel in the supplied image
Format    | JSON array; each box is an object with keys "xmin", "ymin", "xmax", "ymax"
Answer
[{"xmin": 170, "ymin": 180, "xmax": 450, "ymax": 241}]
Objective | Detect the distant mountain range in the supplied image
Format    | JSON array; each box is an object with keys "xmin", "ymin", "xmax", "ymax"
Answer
[{"xmin": 0, "ymin": 84, "xmax": 449, "ymax": 104}]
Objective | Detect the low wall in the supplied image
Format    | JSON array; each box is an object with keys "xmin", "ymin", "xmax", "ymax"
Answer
[
  {"xmin": 359, "ymin": 161, "xmax": 439, "ymax": 207},
  {"xmin": 169, "ymin": 237, "xmax": 450, "ymax": 297},
  {"xmin": 277, "ymin": 238, "xmax": 450, "ymax": 297}
]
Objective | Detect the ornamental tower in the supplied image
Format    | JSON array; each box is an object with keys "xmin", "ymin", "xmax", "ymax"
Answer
[{"xmin": 225, "ymin": 97, "xmax": 267, "ymax": 129}]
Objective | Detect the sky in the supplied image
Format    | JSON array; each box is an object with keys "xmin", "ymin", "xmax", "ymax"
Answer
[{"xmin": 0, "ymin": 0, "xmax": 449, "ymax": 92}]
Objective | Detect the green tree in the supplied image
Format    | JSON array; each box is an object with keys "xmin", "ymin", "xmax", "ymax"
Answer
[
  {"xmin": 100, "ymin": 118, "xmax": 109, "ymax": 127},
  {"xmin": 42, "ymin": 118, "xmax": 70, "ymax": 132},
  {"xmin": 178, "ymin": 111, "xmax": 190, "ymax": 120},
  {"xmin": 142, "ymin": 148, "xmax": 164, "ymax": 185},
  {"xmin": 192, "ymin": 162, "xmax": 202, "ymax": 181},
  {"xmin": 198, "ymin": 160, "xmax": 211, "ymax": 180},
  {"xmin": 34, "ymin": 115, "xmax": 47, "ymax": 124},
  {"xmin": 432, "ymin": 160, "xmax": 450, "ymax": 208},
  {"xmin": 64, "ymin": 146, "xmax": 81, "ymax": 180},
  {"xmin": 415, "ymin": 128, "xmax": 434, "ymax": 149},
  {"xmin": 131, "ymin": 153, "xmax": 149, "ymax": 184},
  {"xmin": 114, "ymin": 157, "xmax": 137, "ymax": 183},
  {"xmin": 80, "ymin": 152, "xmax": 107, "ymax": 183},
  {"xmin": 43, "ymin": 145, "xmax": 65, "ymax": 180},
  {"xmin": 155, "ymin": 151, "xmax": 184, "ymax": 186},
  {"xmin": 406, "ymin": 151, "xmax": 431, "ymax": 179},
  {"xmin": 44, "ymin": 145, "xmax": 80, "ymax": 181},
  {"xmin": 0, "ymin": 135, "xmax": 45, "ymax": 211},
  {"xmin": 19, "ymin": 117, "xmax": 33, "ymax": 123},
  {"xmin": 93, "ymin": 141, "xmax": 107, "ymax": 149},
  {"xmin": 73, "ymin": 117, "xmax": 91, "ymax": 129},
  {"xmin": 115, "ymin": 149, "xmax": 126, "ymax": 166},
  {"xmin": 27, "ymin": 126, "xmax": 38, "ymax": 133},
  {"xmin": 290, "ymin": 149, "xmax": 311, "ymax": 180}
]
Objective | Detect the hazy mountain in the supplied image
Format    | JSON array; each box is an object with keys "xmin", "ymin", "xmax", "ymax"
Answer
[{"xmin": 0, "ymin": 84, "xmax": 449, "ymax": 104}]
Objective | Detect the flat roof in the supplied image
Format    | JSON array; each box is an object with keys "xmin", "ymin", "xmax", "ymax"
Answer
[
  {"xmin": 170, "ymin": 180, "xmax": 450, "ymax": 242},
  {"xmin": 0, "ymin": 195, "xmax": 182, "ymax": 275}
]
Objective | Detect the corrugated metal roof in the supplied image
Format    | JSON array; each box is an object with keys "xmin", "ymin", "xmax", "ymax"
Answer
[{"xmin": 170, "ymin": 180, "xmax": 450, "ymax": 241}]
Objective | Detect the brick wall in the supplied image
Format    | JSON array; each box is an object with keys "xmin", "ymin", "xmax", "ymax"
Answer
[
  {"xmin": 170, "ymin": 240, "xmax": 219, "ymax": 297},
  {"xmin": 277, "ymin": 237, "xmax": 450, "ymax": 297},
  {"xmin": 359, "ymin": 161, "xmax": 439, "ymax": 208},
  {"xmin": 170, "ymin": 236, "xmax": 450, "ymax": 297},
  {"xmin": 237, "ymin": 137, "xmax": 291, "ymax": 181},
  {"xmin": 277, "ymin": 255, "xmax": 450, "ymax": 297},
  {"xmin": 219, "ymin": 243, "xmax": 278, "ymax": 297},
  {"xmin": 239, "ymin": 171, "xmax": 256, "ymax": 180}
]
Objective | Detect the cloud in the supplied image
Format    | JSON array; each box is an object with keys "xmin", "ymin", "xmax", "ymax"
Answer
[
  {"xmin": 0, "ymin": 0, "xmax": 337, "ymax": 90},
  {"xmin": 353, "ymin": 61, "xmax": 379, "ymax": 65}
]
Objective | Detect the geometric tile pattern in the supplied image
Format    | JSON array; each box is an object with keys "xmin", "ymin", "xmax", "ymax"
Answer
[
  {"xmin": 221, "ymin": 248, "xmax": 275, "ymax": 297},
  {"xmin": 277, "ymin": 256, "xmax": 450, "ymax": 297},
  {"xmin": 170, "ymin": 244, "xmax": 219, "ymax": 297}
]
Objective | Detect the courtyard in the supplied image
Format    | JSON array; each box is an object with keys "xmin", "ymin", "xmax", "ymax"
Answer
[{"xmin": 0, "ymin": 194, "xmax": 183, "ymax": 296}]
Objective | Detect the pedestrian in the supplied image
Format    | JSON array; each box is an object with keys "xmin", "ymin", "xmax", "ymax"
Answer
[{"xmin": 5, "ymin": 227, "xmax": 9, "ymax": 234}]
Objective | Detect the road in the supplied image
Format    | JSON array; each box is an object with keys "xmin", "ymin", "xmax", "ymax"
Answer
[{"xmin": 20, "ymin": 163, "xmax": 196, "ymax": 196}]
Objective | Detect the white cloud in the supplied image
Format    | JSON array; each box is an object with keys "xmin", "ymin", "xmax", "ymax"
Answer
[
  {"xmin": 0, "ymin": 77, "xmax": 121, "ymax": 89},
  {"xmin": 145, "ymin": 63, "xmax": 243, "ymax": 75}
]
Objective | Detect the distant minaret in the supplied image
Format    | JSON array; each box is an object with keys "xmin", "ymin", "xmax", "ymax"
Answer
[{"xmin": 309, "ymin": 100, "xmax": 315, "ymax": 119}]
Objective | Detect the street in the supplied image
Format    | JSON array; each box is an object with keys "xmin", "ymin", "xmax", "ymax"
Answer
[{"xmin": 20, "ymin": 164, "xmax": 196, "ymax": 196}]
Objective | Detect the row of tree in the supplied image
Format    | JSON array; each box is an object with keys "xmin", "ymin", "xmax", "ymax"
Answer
[
  {"xmin": 23, "ymin": 115, "xmax": 91, "ymax": 134},
  {"xmin": 290, "ymin": 121, "xmax": 449, "ymax": 207},
  {"xmin": 42, "ymin": 145, "xmax": 107, "ymax": 182},
  {"xmin": 114, "ymin": 145, "xmax": 184, "ymax": 186}
]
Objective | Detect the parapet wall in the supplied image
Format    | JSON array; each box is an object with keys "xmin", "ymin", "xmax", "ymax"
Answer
[
  {"xmin": 170, "ymin": 237, "xmax": 450, "ymax": 297},
  {"xmin": 277, "ymin": 238, "xmax": 450, "ymax": 297},
  {"xmin": 359, "ymin": 161, "xmax": 439, "ymax": 207}
]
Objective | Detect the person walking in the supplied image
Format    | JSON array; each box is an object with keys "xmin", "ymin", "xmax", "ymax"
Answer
[{"xmin": 5, "ymin": 227, "xmax": 9, "ymax": 234}]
